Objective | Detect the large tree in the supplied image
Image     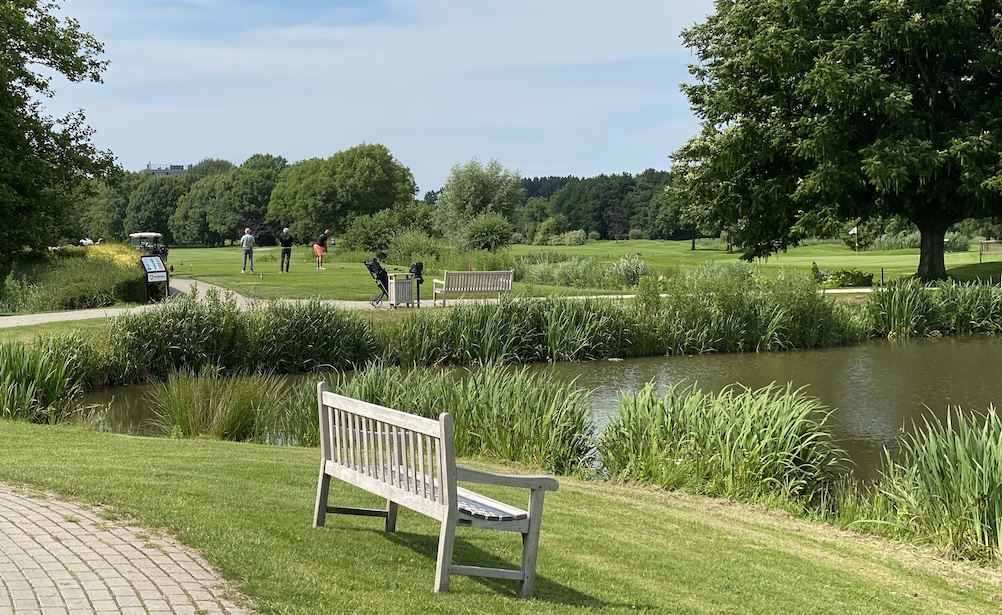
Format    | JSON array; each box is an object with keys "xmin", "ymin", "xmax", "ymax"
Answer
[
  {"xmin": 268, "ymin": 144, "xmax": 415, "ymax": 240},
  {"xmin": 1, "ymin": 0, "xmax": 115, "ymax": 266},
  {"xmin": 673, "ymin": 0, "xmax": 1002, "ymax": 279}
]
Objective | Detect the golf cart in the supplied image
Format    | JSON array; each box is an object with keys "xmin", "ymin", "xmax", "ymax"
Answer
[{"xmin": 129, "ymin": 232, "xmax": 169, "ymax": 260}]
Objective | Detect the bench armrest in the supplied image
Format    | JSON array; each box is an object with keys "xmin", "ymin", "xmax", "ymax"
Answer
[{"xmin": 456, "ymin": 465, "xmax": 559, "ymax": 491}]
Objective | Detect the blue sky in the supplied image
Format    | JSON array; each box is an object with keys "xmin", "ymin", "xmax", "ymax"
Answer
[{"xmin": 51, "ymin": 0, "xmax": 716, "ymax": 193}]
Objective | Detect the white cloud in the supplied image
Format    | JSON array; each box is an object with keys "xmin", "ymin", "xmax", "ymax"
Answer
[{"xmin": 49, "ymin": 0, "xmax": 715, "ymax": 189}]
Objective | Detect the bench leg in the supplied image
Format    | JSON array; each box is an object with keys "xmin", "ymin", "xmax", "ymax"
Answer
[
  {"xmin": 313, "ymin": 464, "xmax": 331, "ymax": 528},
  {"xmin": 385, "ymin": 500, "xmax": 398, "ymax": 532},
  {"xmin": 434, "ymin": 515, "xmax": 458, "ymax": 593},
  {"xmin": 518, "ymin": 488, "xmax": 547, "ymax": 598}
]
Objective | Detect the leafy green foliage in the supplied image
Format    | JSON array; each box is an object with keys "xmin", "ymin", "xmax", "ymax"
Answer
[
  {"xmin": 433, "ymin": 158, "xmax": 523, "ymax": 238},
  {"xmin": 0, "ymin": 0, "xmax": 116, "ymax": 268},
  {"xmin": 673, "ymin": 0, "xmax": 1002, "ymax": 279},
  {"xmin": 456, "ymin": 212, "xmax": 512, "ymax": 252}
]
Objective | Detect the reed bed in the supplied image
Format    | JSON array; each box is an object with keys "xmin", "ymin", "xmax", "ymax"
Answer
[
  {"xmin": 855, "ymin": 406, "xmax": 1002, "ymax": 560},
  {"xmin": 248, "ymin": 300, "xmax": 378, "ymax": 373},
  {"xmin": 0, "ymin": 339, "xmax": 86, "ymax": 423},
  {"xmin": 596, "ymin": 382, "xmax": 850, "ymax": 506},
  {"xmin": 330, "ymin": 363, "xmax": 592, "ymax": 475},
  {"xmin": 147, "ymin": 370, "xmax": 307, "ymax": 443},
  {"xmin": 106, "ymin": 291, "xmax": 377, "ymax": 383},
  {"xmin": 869, "ymin": 278, "xmax": 1002, "ymax": 337}
]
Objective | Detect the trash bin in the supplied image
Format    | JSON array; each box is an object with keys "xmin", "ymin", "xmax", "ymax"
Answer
[{"xmin": 387, "ymin": 273, "xmax": 414, "ymax": 308}]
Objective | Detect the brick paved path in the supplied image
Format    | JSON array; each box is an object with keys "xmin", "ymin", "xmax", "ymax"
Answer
[{"xmin": 0, "ymin": 484, "xmax": 254, "ymax": 615}]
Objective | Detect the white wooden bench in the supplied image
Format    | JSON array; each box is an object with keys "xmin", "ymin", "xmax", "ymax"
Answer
[
  {"xmin": 432, "ymin": 270, "xmax": 513, "ymax": 306},
  {"xmin": 980, "ymin": 240, "xmax": 1002, "ymax": 263},
  {"xmin": 312, "ymin": 383, "xmax": 558, "ymax": 597}
]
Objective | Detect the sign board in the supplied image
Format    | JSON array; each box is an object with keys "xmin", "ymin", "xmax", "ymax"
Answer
[{"xmin": 140, "ymin": 255, "xmax": 168, "ymax": 283}]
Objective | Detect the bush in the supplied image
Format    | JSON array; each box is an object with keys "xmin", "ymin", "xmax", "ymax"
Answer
[
  {"xmin": 456, "ymin": 213, "xmax": 512, "ymax": 252},
  {"xmin": 385, "ymin": 230, "xmax": 443, "ymax": 266},
  {"xmin": 811, "ymin": 263, "xmax": 873, "ymax": 288},
  {"xmin": 0, "ymin": 244, "xmax": 146, "ymax": 312},
  {"xmin": 339, "ymin": 210, "xmax": 398, "ymax": 257},
  {"xmin": 608, "ymin": 255, "xmax": 647, "ymax": 287}
]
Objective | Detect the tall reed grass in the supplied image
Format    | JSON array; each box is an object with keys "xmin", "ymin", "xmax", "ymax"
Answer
[
  {"xmin": 331, "ymin": 363, "xmax": 592, "ymax": 474},
  {"xmin": 869, "ymin": 279, "xmax": 1002, "ymax": 337},
  {"xmin": 147, "ymin": 370, "xmax": 309, "ymax": 444},
  {"xmin": 0, "ymin": 340, "xmax": 87, "ymax": 423},
  {"xmin": 106, "ymin": 291, "xmax": 378, "ymax": 382},
  {"xmin": 853, "ymin": 406, "xmax": 1002, "ymax": 560},
  {"xmin": 596, "ymin": 382, "xmax": 849, "ymax": 507}
]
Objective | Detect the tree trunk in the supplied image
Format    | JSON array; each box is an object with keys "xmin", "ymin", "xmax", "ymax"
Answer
[
  {"xmin": 916, "ymin": 222, "xmax": 949, "ymax": 280},
  {"xmin": 690, "ymin": 227, "xmax": 696, "ymax": 251}
]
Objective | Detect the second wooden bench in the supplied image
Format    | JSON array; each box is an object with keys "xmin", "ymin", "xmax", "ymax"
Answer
[{"xmin": 432, "ymin": 270, "xmax": 513, "ymax": 306}]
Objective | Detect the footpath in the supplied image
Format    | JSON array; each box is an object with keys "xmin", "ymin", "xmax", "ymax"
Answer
[
  {"xmin": 0, "ymin": 278, "xmax": 268, "ymax": 613},
  {"xmin": 0, "ymin": 277, "xmax": 379, "ymax": 329}
]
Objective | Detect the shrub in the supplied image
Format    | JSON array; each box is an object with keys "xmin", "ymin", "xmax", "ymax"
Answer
[
  {"xmin": 339, "ymin": 210, "xmax": 398, "ymax": 257},
  {"xmin": 385, "ymin": 230, "xmax": 443, "ymax": 266},
  {"xmin": 608, "ymin": 255, "xmax": 647, "ymax": 287},
  {"xmin": 456, "ymin": 213, "xmax": 512, "ymax": 252}
]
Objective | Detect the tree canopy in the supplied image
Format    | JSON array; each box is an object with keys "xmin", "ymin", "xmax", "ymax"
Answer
[
  {"xmin": 672, "ymin": 0, "xmax": 1002, "ymax": 279},
  {"xmin": 268, "ymin": 144, "xmax": 416, "ymax": 240},
  {"xmin": 1, "ymin": 0, "xmax": 115, "ymax": 266},
  {"xmin": 433, "ymin": 158, "xmax": 523, "ymax": 238}
]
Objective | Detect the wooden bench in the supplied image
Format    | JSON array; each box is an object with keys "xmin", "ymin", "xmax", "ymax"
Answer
[
  {"xmin": 980, "ymin": 240, "xmax": 1002, "ymax": 263},
  {"xmin": 312, "ymin": 383, "xmax": 558, "ymax": 597},
  {"xmin": 432, "ymin": 270, "xmax": 513, "ymax": 306}
]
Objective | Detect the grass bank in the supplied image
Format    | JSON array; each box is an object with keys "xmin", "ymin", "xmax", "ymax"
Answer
[{"xmin": 1, "ymin": 421, "xmax": 999, "ymax": 615}]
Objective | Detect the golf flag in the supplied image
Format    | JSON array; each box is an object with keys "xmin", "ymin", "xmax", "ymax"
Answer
[{"xmin": 848, "ymin": 226, "xmax": 858, "ymax": 235}]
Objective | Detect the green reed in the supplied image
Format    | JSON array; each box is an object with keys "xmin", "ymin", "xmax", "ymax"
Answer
[
  {"xmin": 107, "ymin": 291, "xmax": 378, "ymax": 382},
  {"xmin": 331, "ymin": 362, "xmax": 592, "ymax": 474},
  {"xmin": 868, "ymin": 278, "xmax": 937, "ymax": 337},
  {"xmin": 858, "ymin": 406, "xmax": 1002, "ymax": 560},
  {"xmin": 0, "ymin": 340, "xmax": 86, "ymax": 423},
  {"xmin": 248, "ymin": 300, "xmax": 378, "ymax": 372},
  {"xmin": 107, "ymin": 289, "xmax": 250, "ymax": 382},
  {"xmin": 929, "ymin": 281, "xmax": 1002, "ymax": 335},
  {"xmin": 596, "ymin": 381, "xmax": 849, "ymax": 507},
  {"xmin": 147, "ymin": 369, "xmax": 303, "ymax": 443}
]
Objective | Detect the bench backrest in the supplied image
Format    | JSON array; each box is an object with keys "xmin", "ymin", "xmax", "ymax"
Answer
[
  {"xmin": 980, "ymin": 240, "xmax": 1002, "ymax": 255},
  {"xmin": 317, "ymin": 383, "xmax": 457, "ymax": 522},
  {"xmin": 443, "ymin": 270, "xmax": 513, "ymax": 292}
]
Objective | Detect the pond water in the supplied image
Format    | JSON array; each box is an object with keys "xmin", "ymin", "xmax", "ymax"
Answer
[
  {"xmin": 526, "ymin": 335, "xmax": 1002, "ymax": 479},
  {"xmin": 85, "ymin": 336, "xmax": 1002, "ymax": 479}
]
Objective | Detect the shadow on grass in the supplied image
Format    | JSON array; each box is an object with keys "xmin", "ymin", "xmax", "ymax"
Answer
[
  {"xmin": 949, "ymin": 261, "xmax": 1002, "ymax": 284},
  {"xmin": 385, "ymin": 531, "xmax": 654, "ymax": 609}
]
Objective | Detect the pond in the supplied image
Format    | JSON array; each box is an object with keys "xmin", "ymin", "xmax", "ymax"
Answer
[
  {"xmin": 85, "ymin": 336, "xmax": 1002, "ymax": 479},
  {"xmin": 528, "ymin": 335, "xmax": 1002, "ymax": 479}
]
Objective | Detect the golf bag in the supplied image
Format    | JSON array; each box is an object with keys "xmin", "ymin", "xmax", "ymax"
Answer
[{"xmin": 364, "ymin": 257, "xmax": 389, "ymax": 306}]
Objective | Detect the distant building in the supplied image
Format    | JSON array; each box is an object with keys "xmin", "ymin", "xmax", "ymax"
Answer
[{"xmin": 145, "ymin": 163, "xmax": 189, "ymax": 176}]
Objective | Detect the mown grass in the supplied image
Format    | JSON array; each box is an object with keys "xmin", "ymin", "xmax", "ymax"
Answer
[
  {"xmin": 1, "ymin": 421, "xmax": 999, "ymax": 615},
  {"xmin": 166, "ymin": 240, "xmax": 1002, "ymax": 303}
]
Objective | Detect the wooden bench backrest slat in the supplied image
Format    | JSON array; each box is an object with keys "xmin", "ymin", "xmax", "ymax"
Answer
[{"xmin": 319, "ymin": 388, "xmax": 456, "ymax": 520}]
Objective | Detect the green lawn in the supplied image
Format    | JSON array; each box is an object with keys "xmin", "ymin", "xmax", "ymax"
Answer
[
  {"xmin": 1, "ymin": 421, "xmax": 999, "ymax": 615},
  {"xmin": 164, "ymin": 241, "xmax": 1002, "ymax": 304}
]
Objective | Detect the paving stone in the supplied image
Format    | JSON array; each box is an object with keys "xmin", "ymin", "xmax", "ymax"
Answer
[{"xmin": 0, "ymin": 484, "xmax": 256, "ymax": 614}]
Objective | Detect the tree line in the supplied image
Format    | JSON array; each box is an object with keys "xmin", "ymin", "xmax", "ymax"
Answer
[{"xmin": 11, "ymin": 1, "xmax": 1002, "ymax": 279}]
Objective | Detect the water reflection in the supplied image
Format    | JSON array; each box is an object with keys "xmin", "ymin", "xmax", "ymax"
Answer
[{"xmin": 528, "ymin": 336, "xmax": 1002, "ymax": 478}]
